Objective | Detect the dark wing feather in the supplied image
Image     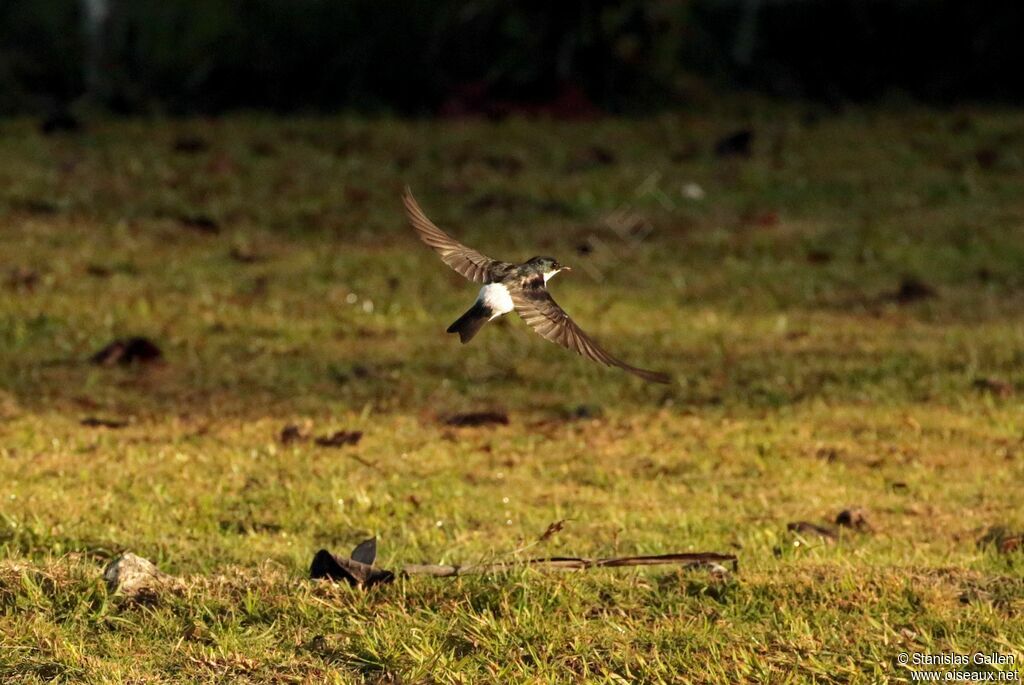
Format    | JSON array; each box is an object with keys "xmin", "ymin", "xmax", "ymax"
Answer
[
  {"xmin": 403, "ymin": 187, "xmax": 500, "ymax": 283},
  {"xmin": 510, "ymin": 283, "xmax": 671, "ymax": 384}
]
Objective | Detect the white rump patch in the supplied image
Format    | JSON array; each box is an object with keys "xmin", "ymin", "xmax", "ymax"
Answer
[{"xmin": 478, "ymin": 283, "xmax": 514, "ymax": 319}]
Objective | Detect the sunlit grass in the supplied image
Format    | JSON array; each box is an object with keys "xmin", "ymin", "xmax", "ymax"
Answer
[{"xmin": 1, "ymin": 105, "xmax": 1023, "ymax": 682}]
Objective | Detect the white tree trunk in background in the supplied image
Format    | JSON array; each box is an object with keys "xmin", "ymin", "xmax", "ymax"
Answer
[{"xmin": 81, "ymin": 0, "xmax": 110, "ymax": 96}]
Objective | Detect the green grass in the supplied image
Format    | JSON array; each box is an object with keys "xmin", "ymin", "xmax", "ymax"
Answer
[{"xmin": 1, "ymin": 105, "xmax": 1023, "ymax": 683}]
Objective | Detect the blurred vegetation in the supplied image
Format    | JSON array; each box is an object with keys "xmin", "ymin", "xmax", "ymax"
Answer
[
  {"xmin": 0, "ymin": 1, "xmax": 85, "ymax": 113},
  {"xmin": 1, "ymin": 0, "xmax": 1022, "ymax": 116}
]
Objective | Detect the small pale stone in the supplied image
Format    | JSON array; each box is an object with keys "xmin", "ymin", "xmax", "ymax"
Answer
[
  {"xmin": 682, "ymin": 182, "xmax": 705, "ymax": 200},
  {"xmin": 707, "ymin": 562, "xmax": 731, "ymax": 578},
  {"xmin": 103, "ymin": 553, "xmax": 172, "ymax": 595}
]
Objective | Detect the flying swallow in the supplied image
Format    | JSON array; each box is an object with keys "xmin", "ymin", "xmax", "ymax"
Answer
[{"xmin": 404, "ymin": 188, "xmax": 671, "ymax": 383}]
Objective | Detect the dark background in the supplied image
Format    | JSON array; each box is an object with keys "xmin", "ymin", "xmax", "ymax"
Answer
[{"xmin": 2, "ymin": 0, "xmax": 1023, "ymax": 117}]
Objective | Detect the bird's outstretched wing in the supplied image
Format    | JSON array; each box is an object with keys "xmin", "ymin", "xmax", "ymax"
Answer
[
  {"xmin": 403, "ymin": 188, "xmax": 502, "ymax": 283},
  {"xmin": 510, "ymin": 278, "xmax": 672, "ymax": 384}
]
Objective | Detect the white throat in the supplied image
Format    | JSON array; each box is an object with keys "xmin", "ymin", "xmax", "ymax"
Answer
[{"xmin": 543, "ymin": 268, "xmax": 563, "ymax": 283}]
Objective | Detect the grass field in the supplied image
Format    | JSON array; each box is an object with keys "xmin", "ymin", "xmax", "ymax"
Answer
[{"xmin": 1, "ymin": 105, "xmax": 1023, "ymax": 682}]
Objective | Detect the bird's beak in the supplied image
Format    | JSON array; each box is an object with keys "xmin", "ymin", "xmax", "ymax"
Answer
[{"xmin": 562, "ymin": 266, "xmax": 572, "ymax": 273}]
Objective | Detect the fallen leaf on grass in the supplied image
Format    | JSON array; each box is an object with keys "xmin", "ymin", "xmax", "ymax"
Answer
[
  {"xmin": 444, "ymin": 411, "xmax": 509, "ymax": 427},
  {"xmin": 538, "ymin": 520, "xmax": 568, "ymax": 543},
  {"xmin": 978, "ymin": 526, "xmax": 1024, "ymax": 554},
  {"xmin": 350, "ymin": 538, "xmax": 377, "ymax": 565},
  {"xmin": 86, "ymin": 262, "xmax": 138, "ymax": 278},
  {"xmin": 975, "ymin": 147, "xmax": 1000, "ymax": 170},
  {"xmin": 314, "ymin": 431, "xmax": 363, "ymax": 447},
  {"xmin": 279, "ymin": 424, "xmax": 310, "ymax": 445},
  {"xmin": 973, "ymin": 377, "xmax": 1014, "ymax": 399},
  {"xmin": 806, "ymin": 249, "xmax": 833, "ymax": 265},
  {"xmin": 310, "ymin": 540, "xmax": 394, "ymax": 589},
  {"xmin": 975, "ymin": 267, "xmax": 994, "ymax": 283},
  {"xmin": 179, "ymin": 214, "xmax": 220, "ymax": 234},
  {"xmin": 10, "ymin": 198, "xmax": 59, "ymax": 215},
  {"xmin": 714, "ymin": 129, "xmax": 753, "ymax": 158},
  {"xmin": 999, "ymin": 537, "xmax": 1023, "ymax": 553},
  {"xmin": 5, "ymin": 267, "xmax": 40, "ymax": 291},
  {"xmin": 565, "ymin": 404, "xmax": 602, "ymax": 421},
  {"xmin": 90, "ymin": 337, "xmax": 163, "ymax": 366},
  {"xmin": 835, "ymin": 508, "xmax": 872, "ymax": 532},
  {"xmin": 306, "ymin": 635, "xmax": 327, "ymax": 652},
  {"xmin": 81, "ymin": 417, "xmax": 129, "ymax": 429},
  {"xmin": 816, "ymin": 447, "xmax": 842, "ymax": 463},
  {"xmin": 889, "ymin": 278, "xmax": 937, "ymax": 304}
]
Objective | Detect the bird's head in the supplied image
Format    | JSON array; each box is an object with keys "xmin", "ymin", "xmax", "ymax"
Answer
[{"xmin": 527, "ymin": 256, "xmax": 571, "ymax": 282}]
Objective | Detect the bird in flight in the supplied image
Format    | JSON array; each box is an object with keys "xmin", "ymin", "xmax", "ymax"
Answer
[{"xmin": 403, "ymin": 188, "xmax": 671, "ymax": 383}]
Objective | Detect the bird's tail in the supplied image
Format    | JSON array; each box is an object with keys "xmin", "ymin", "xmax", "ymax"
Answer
[{"xmin": 447, "ymin": 302, "xmax": 490, "ymax": 344}]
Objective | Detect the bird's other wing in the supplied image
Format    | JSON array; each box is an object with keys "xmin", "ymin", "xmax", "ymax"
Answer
[
  {"xmin": 403, "ymin": 187, "xmax": 502, "ymax": 283},
  {"xmin": 510, "ymin": 278, "xmax": 672, "ymax": 384}
]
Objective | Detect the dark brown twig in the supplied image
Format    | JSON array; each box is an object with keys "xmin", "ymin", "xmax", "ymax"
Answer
[
  {"xmin": 400, "ymin": 552, "xmax": 738, "ymax": 578},
  {"xmin": 311, "ymin": 542, "xmax": 738, "ymax": 590}
]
